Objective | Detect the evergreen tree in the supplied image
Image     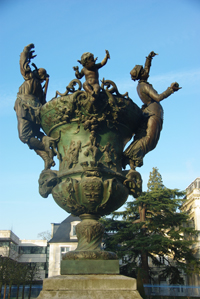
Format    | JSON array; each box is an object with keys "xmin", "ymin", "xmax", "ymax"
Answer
[
  {"xmin": 147, "ymin": 167, "xmax": 164, "ymax": 191},
  {"xmin": 101, "ymin": 168, "xmax": 200, "ymax": 285}
]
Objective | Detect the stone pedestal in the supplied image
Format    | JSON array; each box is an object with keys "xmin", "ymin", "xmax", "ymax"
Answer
[
  {"xmin": 61, "ymin": 259, "xmax": 119, "ymax": 275},
  {"xmin": 37, "ymin": 275, "xmax": 142, "ymax": 299}
]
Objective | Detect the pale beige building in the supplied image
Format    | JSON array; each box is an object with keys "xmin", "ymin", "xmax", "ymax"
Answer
[
  {"xmin": 0, "ymin": 230, "xmax": 20, "ymax": 260},
  {"xmin": 181, "ymin": 177, "xmax": 200, "ymax": 286},
  {"xmin": 0, "ymin": 230, "xmax": 48, "ymax": 280},
  {"xmin": 48, "ymin": 215, "xmax": 80, "ymax": 277},
  {"xmin": 0, "ymin": 215, "xmax": 81, "ymax": 280}
]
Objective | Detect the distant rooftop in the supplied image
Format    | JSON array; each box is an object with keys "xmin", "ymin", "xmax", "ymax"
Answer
[
  {"xmin": 49, "ymin": 215, "xmax": 81, "ymax": 243},
  {"xmin": 186, "ymin": 177, "xmax": 200, "ymax": 195}
]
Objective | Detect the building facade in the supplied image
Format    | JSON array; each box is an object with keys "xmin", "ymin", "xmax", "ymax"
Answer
[
  {"xmin": 48, "ymin": 215, "xmax": 80, "ymax": 277},
  {"xmin": 0, "ymin": 215, "xmax": 81, "ymax": 280},
  {"xmin": 181, "ymin": 177, "xmax": 200, "ymax": 286},
  {"xmin": 0, "ymin": 230, "xmax": 48, "ymax": 281},
  {"xmin": 0, "ymin": 230, "xmax": 19, "ymax": 261}
]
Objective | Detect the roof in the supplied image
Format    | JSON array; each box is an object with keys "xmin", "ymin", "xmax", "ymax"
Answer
[{"xmin": 49, "ymin": 215, "xmax": 81, "ymax": 243}]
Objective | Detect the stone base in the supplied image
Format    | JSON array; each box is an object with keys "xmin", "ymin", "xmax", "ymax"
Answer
[
  {"xmin": 37, "ymin": 275, "xmax": 143, "ymax": 299},
  {"xmin": 61, "ymin": 259, "xmax": 119, "ymax": 274}
]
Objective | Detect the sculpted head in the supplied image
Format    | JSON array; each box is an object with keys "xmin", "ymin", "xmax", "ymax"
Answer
[
  {"xmin": 33, "ymin": 68, "xmax": 49, "ymax": 82},
  {"xmin": 130, "ymin": 65, "xmax": 143, "ymax": 81},
  {"xmin": 78, "ymin": 52, "xmax": 97, "ymax": 68},
  {"xmin": 130, "ymin": 65, "xmax": 149, "ymax": 81},
  {"xmin": 38, "ymin": 68, "xmax": 49, "ymax": 80}
]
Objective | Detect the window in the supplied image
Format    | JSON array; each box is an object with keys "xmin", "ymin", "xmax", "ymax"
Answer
[
  {"xmin": 60, "ymin": 247, "xmax": 70, "ymax": 260},
  {"xmin": 159, "ymin": 256, "xmax": 165, "ymax": 264},
  {"xmin": 0, "ymin": 242, "xmax": 9, "ymax": 247},
  {"xmin": 60, "ymin": 247, "xmax": 70, "ymax": 253},
  {"xmin": 37, "ymin": 262, "xmax": 46, "ymax": 270},
  {"xmin": 28, "ymin": 262, "xmax": 46, "ymax": 270},
  {"xmin": 19, "ymin": 246, "xmax": 47, "ymax": 254},
  {"xmin": 70, "ymin": 221, "xmax": 80, "ymax": 239},
  {"xmin": 72, "ymin": 225, "xmax": 76, "ymax": 236},
  {"xmin": 122, "ymin": 255, "xmax": 129, "ymax": 263},
  {"xmin": 159, "ymin": 256, "xmax": 168, "ymax": 265},
  {"xmin": 10, "ymin": 242, "xmax": 18, "ymax": 252},
  {"xmin": 189, "ymin": 218, "xmax": 195, "ymax": 228}
]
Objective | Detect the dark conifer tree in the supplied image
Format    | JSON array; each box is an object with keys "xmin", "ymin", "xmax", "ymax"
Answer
[
  {"xmin": 147, "ymin": 167, "xmax": 164, "ymax": 191},
  {"xmin": 101, "ymin": 168, "xmax": 200, "ymax": 285}
]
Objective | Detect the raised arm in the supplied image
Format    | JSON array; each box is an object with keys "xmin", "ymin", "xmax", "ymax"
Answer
[
  {"xmin": 143, "ymin": 82, "xmax": 180, "ymax": 102},
  {"xmin": 20, "ymin": 43, "xmax": 36, "ymax": 80},
  {"xmin": 73, "ymin": 66, "xmax": 84, "ymax": 79},
  {"xmin": 97, "ymin": 50, "xmax": 110, "ymax": 69},
  {"xmin": 143, "ymin": 51, "xmax": 157, "ymax": 78}
]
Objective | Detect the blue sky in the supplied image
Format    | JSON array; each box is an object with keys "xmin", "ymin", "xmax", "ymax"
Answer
[{"xmin": 0, "ymin": 0, "xmax": 200, "ymax": 240}]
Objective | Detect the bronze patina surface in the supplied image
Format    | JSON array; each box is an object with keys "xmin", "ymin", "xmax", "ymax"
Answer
[{"xmin": 15, "ymin": 45, "xmax": 180, "ymax": 274}]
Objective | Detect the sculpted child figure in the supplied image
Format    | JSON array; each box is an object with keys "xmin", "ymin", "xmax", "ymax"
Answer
[
  {"xmin": 14, "ymin": 43, "xmax": 58, "ymax": 170},
  {"xmin": 122, "ymin": 51, "xmax": 181, "ymax": 195},
  {"xmin": 124, "ymin": 51, "xmax": 181, "ymax": 171},
  {"xmin": 73, "ymin": 50, "xmax": 110, "ymax": 98}
]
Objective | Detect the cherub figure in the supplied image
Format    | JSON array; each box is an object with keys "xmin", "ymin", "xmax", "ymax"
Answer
[
  {"xmin": 73, "ymin": 50, "xmax": 110, "ymax": 99},
  {"xmin": 123, "ymin": 51, "xmax": 181, "ymax": 171},
  {"xmin": 14, "ymin": 43, "xmax": 58, "ymax": 170}
]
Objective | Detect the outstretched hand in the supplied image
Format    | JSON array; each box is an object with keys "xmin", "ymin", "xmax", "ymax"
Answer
[
  {"xmin": 26, "ymin": 44, "xmax": 37, "ymax": 60},
  {"xmin": 73, "ymin": 66, "xmax": 79, "ymax": 71},
  {"xmin": 149, "ymin": 51, "xmax": 158, "ymax": 58},
  {"xmin": 105, "ymin": 50, "xmax": 110, "ymax": 59},
  {"xmin": 171, "ymin": 82, "xmax": 182, "ymax": 91},
  {"xmin": 27, "ymin": 43, "xmax": 35, "ymax": 50}
]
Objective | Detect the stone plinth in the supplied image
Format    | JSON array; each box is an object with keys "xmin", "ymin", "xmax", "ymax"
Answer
[
  {"xmin": 61, "ymin": 260, "xmax": 119, "ymax": 275},
  {"xmin": 37, "ymin": 275, "xmax": 143, "ymax": 299}
]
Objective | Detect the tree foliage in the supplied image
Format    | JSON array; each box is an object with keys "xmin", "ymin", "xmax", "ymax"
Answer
[
  {"xmin": 101, "ymin": 168, "xmax": 200, "ymax": 285},
  {"xmin": 147, "ymin": 167, "xmax": 164, "ymax": 191},
  {"xmin": 37, "ymin": 230, "xmax": 51, "ymax": 241},
  {"xmin": 0, "ymin": 256, "xmax": 40, "ymax": 299}
]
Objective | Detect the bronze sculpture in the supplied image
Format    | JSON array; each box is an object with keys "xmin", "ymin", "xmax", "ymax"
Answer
[
  {"xmin": 15, "ymin": 44, "xmax": 59, "ymax": 170},
  {"xmin": 123, "ymin": 51, "xmax": 181, "ymax": 170},
  {"xmin": 15, "ymin": 45, "xmax": 180, "ymax": 275},
  {"xmin": 73, "ymin": 50, "xmax": 110, "ymax": 100}
]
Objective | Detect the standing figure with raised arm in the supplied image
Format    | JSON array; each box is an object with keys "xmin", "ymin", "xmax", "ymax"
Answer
[
  {"xmin": 123, "ymin": 51, "xmax": 181, "ymax": 171},
  {"xmin": 73, "ymin": 50, "xmax": 110, "ymax": 99},
  {"xmin": 14, "ymin": 43, "xmax": 58, "ymax": 170}
]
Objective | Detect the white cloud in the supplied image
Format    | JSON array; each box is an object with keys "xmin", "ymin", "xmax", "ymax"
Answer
[
  {"xmin": 151, "ymin": 69, "xmax": 200, "ymax": 86},
  {"xmin": 118, "ymin": 68, "xmax": 200, "ymax": 88}
]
